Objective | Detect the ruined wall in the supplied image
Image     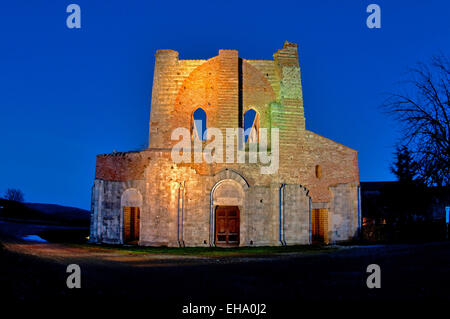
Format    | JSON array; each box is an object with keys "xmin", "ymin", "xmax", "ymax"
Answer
[
  {"xmin": 146, "ymin": 41, "xmax": 358, "ymax": 193},
  {"xmin": 92, "ymin": 158, "xmax": 312, "ymax": 247},
  {"xmin": 149, "ymin": 50, "xmax": 205, "ymax": 149},
  {"xmin": 91, "ymin": 148, "xmax": 356, "ymax": 246},
  {"xmin": 90, "ymin": 41, "xmax": 360, "ymax": 247}
]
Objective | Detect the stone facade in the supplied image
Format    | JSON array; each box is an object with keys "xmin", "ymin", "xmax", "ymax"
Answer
[{"xmin": 90, "ymin": 41, "xmax": 361, "ymax": 247}]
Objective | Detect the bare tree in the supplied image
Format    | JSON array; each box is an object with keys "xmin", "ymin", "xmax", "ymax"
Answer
[
  {"xmin": 4, "ymin": 188, "xmax": 25, "ymax": 202},
  {"xmin": 384, "ymin": 55, "xmax": 450, "ymax": 186}
]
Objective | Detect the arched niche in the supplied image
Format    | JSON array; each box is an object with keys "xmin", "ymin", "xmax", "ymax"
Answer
[{"xmin": 121, "ymin": 188, "xmax": 143, "ymax": 208}]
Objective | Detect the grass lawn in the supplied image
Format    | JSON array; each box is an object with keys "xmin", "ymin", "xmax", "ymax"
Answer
[{"xmin": 70, "ymin": 242, "xmax": 337, "ymax": 257}]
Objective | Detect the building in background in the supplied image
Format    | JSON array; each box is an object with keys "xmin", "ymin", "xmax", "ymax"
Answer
[{"xmin": 360, "ymin": 181, "xmax": 450, "ymax": 241}]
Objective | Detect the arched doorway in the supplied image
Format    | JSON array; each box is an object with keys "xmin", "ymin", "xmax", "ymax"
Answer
[
  {"xmin": 215, "ymin": 206, "xmax": 240, "ymax": 247},
  {"xmin": 210, "ymin": 170, "xmax": 249, "ymax": 247},
  {"xmin": 121, "ymin": 188, "xmax": 143, "ymax": 244}
]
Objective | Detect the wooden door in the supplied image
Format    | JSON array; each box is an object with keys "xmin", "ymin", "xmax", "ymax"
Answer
[
  {"xmin": 215, "ymin": 206, "xmax": 240, "ymax": 247},
  {"xmin": 123, "ymin": 206, "xmax": 140, "ymax": 244},
  {"xmin": 312, "ymin": 208, "xmax": 328, "ymax": 244}
]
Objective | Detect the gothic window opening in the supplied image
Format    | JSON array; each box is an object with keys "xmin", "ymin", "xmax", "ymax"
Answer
[
  {"xmin": 192, "ymin": 108, "xmax": 207, "ymax": 141},
  {"xmin": 244, "ymin": 108, "xmax": 259, "ymax": 143}
]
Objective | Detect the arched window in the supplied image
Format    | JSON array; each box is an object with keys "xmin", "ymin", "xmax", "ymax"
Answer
[
  {"xmin": 244, "ymin": 108, "xmax": 259, "ymax": 143},
  {"xmin": 192, "ymin": 108, "xmax": 207, "ymax": 141}
]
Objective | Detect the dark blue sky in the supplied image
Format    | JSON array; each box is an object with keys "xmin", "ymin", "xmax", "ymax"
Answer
[{"xmin": 1, "ymin": 1, "xmax": 449, "ymax": 209}]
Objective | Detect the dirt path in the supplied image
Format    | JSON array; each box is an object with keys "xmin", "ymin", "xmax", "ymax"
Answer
[
  {"xmin": 0, "ymin": 220, "xmax": 342, "ymax": 266},
  {"xmin": 1, "ymin": 220, "xmax": 450, "ymax": 310}
]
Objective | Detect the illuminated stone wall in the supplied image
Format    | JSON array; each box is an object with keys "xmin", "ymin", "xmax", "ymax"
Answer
[{"xmin": 90, "ymin": 41, "xmax": 360, "ymax": 246}]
